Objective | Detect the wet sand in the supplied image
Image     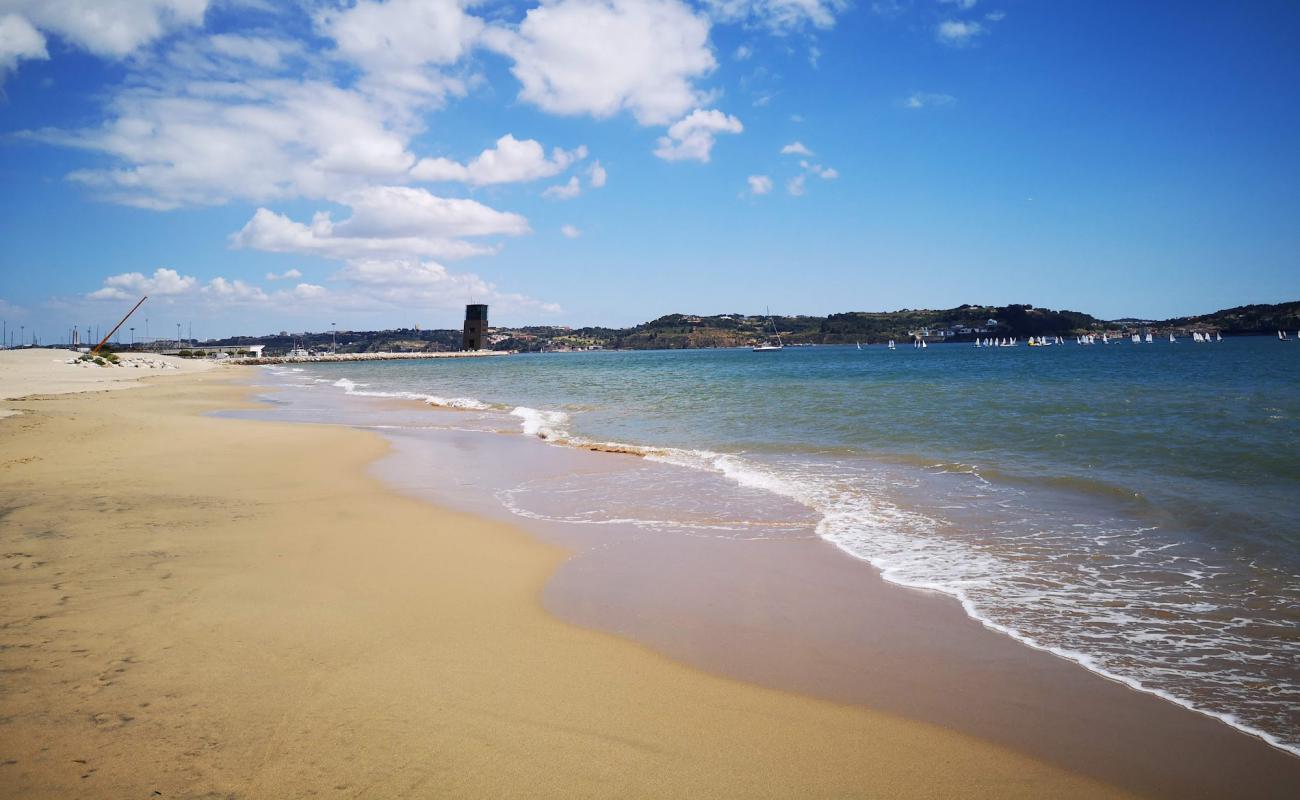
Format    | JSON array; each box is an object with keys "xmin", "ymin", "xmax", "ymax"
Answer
[
  {"xmin": 0, "ymin": 372, "xmax": 1128, "ymax": 798},
  {"xmin": 368, "ymin": 418, "xmax": 1300, "ymax": 800}
]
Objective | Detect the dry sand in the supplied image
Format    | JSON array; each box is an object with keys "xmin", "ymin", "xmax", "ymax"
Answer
[
  {"xmin": 0, "ymin": 348, "xmax": 217, "ymax": 418},
  {"xmin": 0, "ymin": 369, "xmax": 1129, "ymax": 798}
]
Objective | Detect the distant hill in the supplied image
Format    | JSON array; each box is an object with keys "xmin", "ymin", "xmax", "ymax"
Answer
[
  {"xmin": 198, "ymin": 301, "xmax": 1298, "ymax": 355},
  {"xmin": 1161, "ymin": 301, "xmax": 1300, "ymax": 336}
]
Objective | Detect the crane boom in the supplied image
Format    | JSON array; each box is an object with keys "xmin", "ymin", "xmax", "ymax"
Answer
[{"xmin": 92, "ymin": 296, "xmax": 149, "ymax": 355}]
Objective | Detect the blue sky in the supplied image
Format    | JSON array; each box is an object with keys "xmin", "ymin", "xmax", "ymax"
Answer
[{"xmin": 1, "ymin": 0, "xmax": 1297, "ymax": 343}]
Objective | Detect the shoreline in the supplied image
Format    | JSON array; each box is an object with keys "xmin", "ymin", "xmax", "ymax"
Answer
[
  {"xmin": 0, "ymin": 367, "xmax": 1130, "ymax": 797},
  {"xmin": 234, "ymin": 366, "xmax": 1300, "ymax": 798},
  {"xmin": 359, "ymin": 411, "xmax": 1300, "ymax": 799}
]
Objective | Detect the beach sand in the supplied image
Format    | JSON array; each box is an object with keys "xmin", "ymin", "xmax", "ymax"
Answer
[
  {"xmin": 0, "ymin": 348, "xmax": 216, "ymax": 418},
  {"xmin": 0, "ymin": 365, "xmax": 1127, "ymax": 797}
]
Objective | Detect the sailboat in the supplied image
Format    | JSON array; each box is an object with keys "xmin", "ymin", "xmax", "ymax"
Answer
[
  {"xmin": 1216, "ymin": 332, "xmax": 1222, "ymax": 342},
  {"xmin": 753, "ymin": 308, "xmax": 784, "ymax": 351},
  {"xmin": 1280, "ymin": 330, "xmax": 1289, "ymax": 341},
  {"xmin": 1169, "ymin": 333, "xmax": 1177, "ymax": 343},
  {"xmin": 1131, "ymin": 334, "xmax": 1140, "ymax": 343},
  {"xmin": 856, "ymin": 341, "xmax": 862, "ymax": 350},
  {"xmin": 1145, "ymin": 332, "xmax": 1153, "ymax": 343},
  {"xmin": 888, "ymin": 339, "xmax": 896, "ymax": 350}
]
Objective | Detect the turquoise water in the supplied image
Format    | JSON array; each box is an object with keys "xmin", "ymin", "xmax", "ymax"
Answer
[{"xmin": 287, "ymin": 337, "xmax": 1300, "ymax": 754}]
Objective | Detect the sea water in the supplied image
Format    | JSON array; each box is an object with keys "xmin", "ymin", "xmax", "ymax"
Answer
[{"xmin": 268, "ymin": 337, "xmax": 1300, "ymax": 754}]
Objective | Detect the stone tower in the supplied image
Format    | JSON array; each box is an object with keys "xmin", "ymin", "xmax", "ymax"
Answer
[{"xmin": 462, "ymin": 304, "xmax": 488, "ymax": 351}]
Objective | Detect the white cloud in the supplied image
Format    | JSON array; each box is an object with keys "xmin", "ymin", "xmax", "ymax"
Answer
[
  {"xmin": 786, "ymin": 174, "xmax": 806, "ymax": 196},
  {"xmin": 800, "ymin": 160, "xmax": 838, "ymax": 179},
  {"xmin": 25, "ymin": 1, "xmax": 485, "ymax": 210},
  {"xmin": 560, "ymin": 224, "xmax": 582, "ymax": 238},
  {"xmin": 985, "ymin": 10, "xmax": 1006, "ymax": 22},
  {"xmin": 34, "ymin": 76, "xmax": 437, "ymax": 209},
  {"xmin": 936, "ymin": 19, "xmax": 985, "ymax": 45},
  {"xmin": 1, "ymin": 1, "xmax": 208, "ymax": 59},
  {"xmin": 206, "ymin": 33, "xmax": 302, "ymax": 69},
  {"xmin": 542, "ymin": 176, "xmax": 581, "ymax": 200},
  {"xmin": 0, "ymin": 13, "xmax": 47, "ymax": 77},
  {"xmin": 317, "ymin": 0, "xmax": 481, "ymax": 69},
  {"xmin": 747, "ymin": 174, "xmax": 773, "ymax": 195},
  {"xmin": 232, "ymin": 187, "xmax": 529, "ymax": 262},
  {"xmin": 700, "ymin": 0, "xmax": 850, "ymax": 33},
  {"xmin": 733, "ymin": 44, "xmax": 753, "ymax": 60},
  {"xmin": 653, "ymin": 108, "xmax": 743, "ymax": 162},
  {"xmin": 203, "ymin": 276, "xmax": 268, "ymax": 303},
  {"xmin": 265, "ymin": 268, "xmax": 303, "ymax": 281},
  {"xmin": 411, "ymin": 134, "xmax": 587, "ymax": 185},
  {"xmin": 88, "ymin": 267, "xmax": 198, "ymax": 301},
  {"xmin": 780, "ymin": 140, "xmax": 812, "ymax": 155},
  {"xmin": 485, "ymin": 0, "xmax": 717, "ymax": 126},
  {"xmin": 939, "ymin": 0, "xmax": 978, "ymax": 9},
  {"xmin": 588, "ymin": 160, "xmax": 607, "ymax": 188},
  {"xmin": 335, "ymin": 258, "xmax": 562, "ymax": 315},
  {"xmin": 292, "ymin": 282, "xmax": 327, "ymax": 299},
  {"xmin": 904, "ymin": 91, "xmax": 956, "ymax": 109},
  {"xmin": 314, "ymin": 0, "xmax": 482, "ymax": 105}
]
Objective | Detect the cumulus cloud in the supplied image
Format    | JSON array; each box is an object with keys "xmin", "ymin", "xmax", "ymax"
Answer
[
  {"xmin": 2, "ymin": 1, "xmax": 208, "ymax": 60},
  {"xmin": 205, "ymin": 33, "xmax": 303, "ymax": 69},
  {"xmin": 314, "ymin": 0, "xmax": 482, "ymax": 105},
  {"xmin": 653, "ymin": 108, "xmax": 743, "ymax": 162},
  {"xmin": 335, "ymin": 258, "xmax": 562, "ymax": 315},
  {"xmin": 484, "ymin": 0, "xmax": 717, "ymax": 126},
  {"xmin": 0, "ymin": 13, "xmax": 47, "ymax": 78},
  {"xmin": 780, "ymin": 141, "xmax": 812, "ymax": 155},
  {"xmin": 265, "ymin": 268, "xmax": 303, "ymax": 281},
  {"xmin": 800, "ymin": 160, "xmax": 838, "ymax": 179},
  {"xmin": 936, "ymin": 19, "xmax": 985, "ymax": 45},
  {"xmin": 542, "ymin": 176, "xmax": 582, "ymax": 200},
  {"xmin": 700, "ymin": 0, "xmax": 850, "ymax": 33},
  {"xmin": 33, "ymin": 76, "xmax": 437, "ymax": 209},
  {"xmin": 747, "ymin": 174, "xmax": 773, "ymax": 195},
  {"xmin": 411, "ymin": 134, "xmax": 587, "ymax": 185},
  {"xmin": 317, "ymin": 0, "xmax": 482, "ymax": 70},
  {"xmin": 904, "ymin": 91, "xmax": 956, "ymax": 109},
  {"xmin": 587, "ymin": 160, "xmax": 607, "ymax": 188},
  {"xmin": 560, "ymin": 224, "xmax": 582, "ymax": 238},
  {"xmin": 232, "ymin": 187, "xmax": 529, "ymax": 262},
  {"xmin": 88, "ymin": 267, "xmax": 197, "ymax": 300},
  {"xmin": 23, "ymin": 2, "xmax": 478, "ymax": 209},
  {"xmin": 203, "ymin": 276, "xmax": 268, "ymax": 303},
  {"xmin": 786, "ymin": 174, "xmax": 806, "ymax": 196}
]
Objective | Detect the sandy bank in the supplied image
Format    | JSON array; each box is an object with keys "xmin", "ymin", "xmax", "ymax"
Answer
[
  {"xmin": 0, "ymin": 373, "xmax": 1125, "ymax": 798},
  {"xmin": 0, "ymin": 348, "xmax": 218, "ymax": 417}
]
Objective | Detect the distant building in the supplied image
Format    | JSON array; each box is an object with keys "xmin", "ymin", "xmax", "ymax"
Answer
[{"xmin": 463, "ymin": 304, "xmax": 488, "ymax": 351}]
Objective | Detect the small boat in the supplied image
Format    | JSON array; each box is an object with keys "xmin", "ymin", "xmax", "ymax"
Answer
[
  {"xmin": 1216, "ymin": 332, "xmax": 1222, "ymax": 342},
  {"xmin": 888, "ymin": 339, "xmax": 896, "ymax": 350},
  {"xmin": 1131, "ymin": 334, "xmax": 1140, "ymax": 343},
  {"xmin": 1145, "ymin": 333, "xmax": 1153, "ymax": 343},
  {"xmin": 1169, "ymin": 333, "xmax": 1177, "ymax": 343},
  {"xmin": 753, "ymin": 308, "xmax": 784, "ymax": 351},
  {"xmin": 1279, "ymin": 330, "xmax": 1288, "ymax": 341},
  {"xmin": 856, "ymin": 341, "xmax": 862, "ymax": 350}
]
